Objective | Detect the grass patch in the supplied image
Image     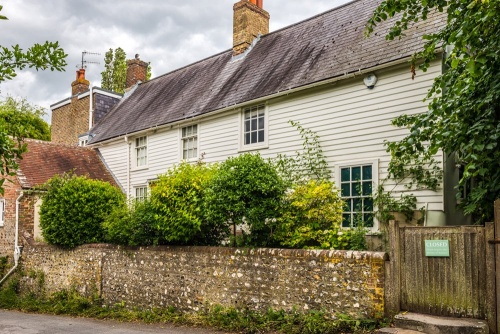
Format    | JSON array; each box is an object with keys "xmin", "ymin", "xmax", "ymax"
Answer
[{"xmin": 0, "ymin": 275, "xmax": 382, "ymax": 333}]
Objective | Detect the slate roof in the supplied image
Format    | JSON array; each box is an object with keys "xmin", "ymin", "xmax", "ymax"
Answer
[
  {"xmin": 89, "ymin": 0, "xmax": 446, "ymax": 144},
  {"xmin": 16, "ymin": 140, "xmax": 118, "ymax": 189}
]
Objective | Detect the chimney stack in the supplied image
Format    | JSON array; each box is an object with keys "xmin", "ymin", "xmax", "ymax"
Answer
[
  {"xmin": 126, "ymin": 54, "xmax": 148, "ymax": 88},
  {"xmin": 233, "ymin": 0, "xmax": 270, "ymax": 56},
  {"xmin": 71, "ymin": 68, "xmax": 90, "ymax": 96}
]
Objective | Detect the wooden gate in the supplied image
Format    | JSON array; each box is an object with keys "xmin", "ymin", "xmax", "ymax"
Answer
[{"xmin": 385, "ymin": 200, "xmax": 500, "ymax": 334}]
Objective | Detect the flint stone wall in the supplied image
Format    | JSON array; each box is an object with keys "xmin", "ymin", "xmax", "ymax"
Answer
[{"xmin": 20, "ymin": 244, "xmax": 387, "ymax": 319}]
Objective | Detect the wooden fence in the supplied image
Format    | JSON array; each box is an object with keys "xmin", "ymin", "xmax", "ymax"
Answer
[{"xmin": 385, "ymin": 199, "xmax": 500, "ymax": 334}]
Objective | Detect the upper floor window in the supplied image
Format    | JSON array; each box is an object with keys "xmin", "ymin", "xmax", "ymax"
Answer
[
  {"xmin": 135, "ymin": 136, "xmax": 147, "ymax": 167},
  {"xmin": 243, "ymin": 105, "xmax": 266, "ymax": 146},
  {"xmin": 0, "ymin": 199, "xmax": 5, "ymax": 227},
  {"xmin": 181, "ymin": 125, "xmax": 198, "ymax": 160},
  {"xmin": 337, "ymin": 162, "xmax": 377, "ymax": 229}
]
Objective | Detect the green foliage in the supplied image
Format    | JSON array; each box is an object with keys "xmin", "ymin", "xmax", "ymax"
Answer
[
  {"xmin": 149, "ymin": 162, "xmax": 220, "ymax": 245},
  {"xmin": 101, "ymin": 47, "xmax": 127, "ymax": 93},
  {"xmin": 372, "ymin": 185, "xmax": 423, "ymax": 225},
  {"xmin": 275, "ymin": 180, "xmax": 344, "ymax": 249},
  {"xmin": 39, "ymin": 174, "xmax": 125, "ymax": 248},
  {"xmin": 274, "ymin": 120, "xmax": 331, "ymax": 186},
  {"xmin": 204, "ymin": 153, "xmax": 285, "ymax": 247},
  {"xmin": 367, "ymin": 0, "xmax": 500, "ymax": 222},
  {"xmin": 0, "ymin": 96, "xmax": 51, "ymax": 141},
  {"xmin": 0, "ymin": 6, "xmax": 66, "ymax": 194},
  {"xmin": 103, "ymin": 199, "xmax": 158, "ymax": 246}
]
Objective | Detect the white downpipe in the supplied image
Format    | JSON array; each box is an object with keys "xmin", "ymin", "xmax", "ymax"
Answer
[
  {"xmin": 88, "ymin": 86, "xmax": 93, "ymax": 130},
  {"xmin": 126, "ymin": 136, "xmax": 131, "ymax": 198},
  {"xmin": 0, "ymin": 192, "xmax": 23, "ymax": 285}
]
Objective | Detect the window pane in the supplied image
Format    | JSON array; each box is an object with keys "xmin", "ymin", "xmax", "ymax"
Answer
[
  {"xmin": 352, "ymin": 166, "xmax": 361, "ymax": 180},
  {"xmin": 244, "ymin": 111, "xmax": 251, "ymax": 120},
  {"xmin": 363, "ymin": 198, "xmax": 373, "ymax": 211},
  {"xmin": 245, "ymin": 120, "xmax": 250, "ymax": 133},
  {"xmin": 258, "ymin": 130, "xmax": 264, "ymax": 143},
  {"xmin": 364, "ymin": 213, "xmax": 374, "ymax": 227},
  {"xmin": 341, "ymin": 168, "xmax": 350, "ymax": 182},
  {"xmin": 192, "ymin": 124, "xmax": 198, "ymax": 133},
  {"xmin": 251, "ymin": 118, "xmax": 257, "ymax": 131},
  {"xmin": 344, "ymin": 199, "xmax": 352, "ymax": 212},
  {"xmin": 245, "ymin": 133, "xmax": 250, "ymax": 145},
  {"xmin": 251, "ymin": 131, "xmax": 257, "ymax": 143},
  {"xmin": 352, "ymin": 182, "xmax": 361, "ymax": 196},
  {"xmin": 363, "ymin": 165, "xmax": 372, "ymax": 180},
  {"xmin": 258, "ymin": 116, "xmax": 264, "ymax": 129},
  {"xmin": 342, "ymin": 214, "xmax": 351, "ymax": 228},
  {"xmin": 352, "ymin": 213, "xmax": 362, "ymax": 227},
  {"xmin": 341, "ymin": 183, "xmax": 350, "ymax": 197},
  {"xmin": 362, "ymin": 182, "xmax": 372, "ymax": 195},
  {"xmin": 193, "ymin": 148, "xmax": 197, "ymax": 158},
  {"xmin": 182, "ymin": 127, "xmax": 187, "ymax": 137},
  {"xmin": 353, "ymin": 198, "xmax": 362, "ymax": 211},
  {"xmin": 183, "ymin": 149, "xmax": 188, "ymax": 159}
]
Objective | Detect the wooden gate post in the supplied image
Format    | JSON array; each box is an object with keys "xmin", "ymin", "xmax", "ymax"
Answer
[
  {"xmin": 486, "ymin": 221, "xmax": 496, "ymax": 334},
  {"xmin": 495, "ymin": 200, "xmax": 500, "ymax": 333},
  {"xmin": 385, "ymin": 220, "xmax": 401, "ymax": 317}
]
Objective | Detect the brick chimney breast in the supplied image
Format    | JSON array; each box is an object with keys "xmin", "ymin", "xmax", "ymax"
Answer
[
  {"xmin": 126, "ymin": 55, "xmax": 148, "ymax": 89},
  {"xmin": 71, "ymin": 69, "xmax": 90, "ymax": 96},
  {"xmin": 233, "ymin": 0, "xmax": 270, "ymax": 56}
]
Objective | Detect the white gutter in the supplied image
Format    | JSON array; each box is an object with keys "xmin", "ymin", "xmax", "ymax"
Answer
[
  {"xmin": 0, "ymin": 192, "xmax": 24, "ymax": 285},
  {"xmin": 89, "ymin": 55, "xmax": 433, "ymax": 147},
  {"xmin": 125, "ymin": 136, "xmax": 131, "ymax": 198}
]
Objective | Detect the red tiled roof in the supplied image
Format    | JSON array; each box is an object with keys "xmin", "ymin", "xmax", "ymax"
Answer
[{"xmin": 16, "ymin": 140, "xmax": 118, "ymax": 189}]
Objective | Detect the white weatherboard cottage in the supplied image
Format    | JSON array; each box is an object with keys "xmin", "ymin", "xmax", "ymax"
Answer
[{"xmin": 88, "ymin": 0, "xmax": 463, "ymax": 230}]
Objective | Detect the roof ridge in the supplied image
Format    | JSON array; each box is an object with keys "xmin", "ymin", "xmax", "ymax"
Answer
[{"xmin": 24, "ymin": 138, "xmax": 93, "ymax": 150}]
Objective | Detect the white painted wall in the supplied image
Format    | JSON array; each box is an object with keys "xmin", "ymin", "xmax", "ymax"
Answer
[{"xmin": 96, "ymin": 60, "xmax": 443, "ymax": 226}]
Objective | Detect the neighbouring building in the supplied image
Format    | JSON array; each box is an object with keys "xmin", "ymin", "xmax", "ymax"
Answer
[
  {"xmin": 0, "ymin": 140, "xmax": 118, "ymax": 258},
  {"xmin": 50, "ymin": 55, "xmax": 149, "ymax": 146}
]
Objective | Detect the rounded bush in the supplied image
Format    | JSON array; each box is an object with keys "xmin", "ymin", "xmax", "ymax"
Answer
[
  {"xmin": 39, "ymin": 174, "xmax": 125, "ymax": 248},
  {"xmin": 204, "ymin": 153, "xmax": 285, "ymax": 246}
]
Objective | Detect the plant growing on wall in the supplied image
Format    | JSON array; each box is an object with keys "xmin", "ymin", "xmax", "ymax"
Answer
[
  {"xmin": 204, "ymin": 153, "xmax": 285, "ymax": 247},
  {"xmin": 39, "ymin": 174, "xmax": 125, "ymax": 248}
]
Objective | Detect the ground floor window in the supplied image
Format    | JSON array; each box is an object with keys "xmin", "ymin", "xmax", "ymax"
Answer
[
  {"xmin": 135, "ymin": 186, "xmax": 148, "ymax": 201},
  {"xmin": 338, "ymin": 163, "xmax": 375, "ymax": 228}
]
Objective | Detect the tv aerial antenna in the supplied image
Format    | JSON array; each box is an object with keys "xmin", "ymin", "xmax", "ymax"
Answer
[{"xmin": 77, "ymin": 50, "xmax": 100, "ymax": 69}]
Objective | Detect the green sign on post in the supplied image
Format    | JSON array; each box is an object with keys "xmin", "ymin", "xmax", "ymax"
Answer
[{"xmin": 425, "ymin": 240, "xmax": 450, "ymax": 257}]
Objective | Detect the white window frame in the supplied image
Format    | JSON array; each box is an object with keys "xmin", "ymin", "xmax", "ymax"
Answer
[
  {"xmin": 335, "ymin": 159, "xmax": 379, "ymax": 231},
  {"xmin": 239, "ymin": 104, "xmax": 269, "ymax": 152},
  {"xmin": 134, "ymin": 186, "xmax": 148, "ymax": 201},
  {"xmin": 180, "ymin": 124, "xmax": 199, "ymax": 161},
  {"xmin": 0, "ymin": 199, "xmax": 5, "ymax": 227},
  {"xmin": 78, "ymin": 135, "xmax": 88, "ymax": 147},
  {"xmin": 134, "ymin": 136, "xmax": 148, "ymax": 168}
]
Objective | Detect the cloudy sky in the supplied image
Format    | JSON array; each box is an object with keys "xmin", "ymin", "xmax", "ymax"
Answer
[{"xmin": 0, "ymin": 0, "xmax": 352, "ymax": 122}]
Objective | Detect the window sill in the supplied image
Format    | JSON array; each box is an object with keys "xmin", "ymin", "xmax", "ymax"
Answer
[
  {"xmin": 238, "ymin": 143, "xmax": 269, "ymax": 153},
  {"xmin": 131, "ymin": 166, "xmax": 149, "ymax": 172}
]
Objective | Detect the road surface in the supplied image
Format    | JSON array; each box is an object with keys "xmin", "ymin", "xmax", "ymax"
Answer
[{"xmin": 0, "ymin": 310, "xmax": 225, "ymax": 334}]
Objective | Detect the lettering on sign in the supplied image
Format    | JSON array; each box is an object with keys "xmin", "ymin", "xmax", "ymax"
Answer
[{"xmin": 424, "ymin": 239, "xmax": 450, "ymax": 257}]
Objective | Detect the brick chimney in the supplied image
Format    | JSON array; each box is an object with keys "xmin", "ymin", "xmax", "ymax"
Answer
[
  {"xmin": 233, "ymin": 0, "xmax": 270, "ymax": 56},
  {"xmin": 71, "ymin": 69, "xmax": 90, "ymax": 96},
  {"xmin": 126, "ymin": 54, "xmax": 148, "ymax": 88}
]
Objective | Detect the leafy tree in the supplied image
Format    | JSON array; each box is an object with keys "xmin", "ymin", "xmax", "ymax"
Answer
[
  {"xmin": 101, "ymin": 47, "xmax": 152, "ymax": 93},
  {"xmin": 204, "ymin": 153, "xmax": 285, "ymax": 246},
  {"xmin": 0, "ymin": 4, "xmax": 67, "ymax": 195},
  {"xmin": 366, "ymin": 0, "xmax": 500, "ymax": 222},
  {"xmin": 0, "ymin": 97, "xmax": 51, "ymax": 141},
  {"xmin": 39, "ymin": 174, "xmax": 125, "ymax": 248}
]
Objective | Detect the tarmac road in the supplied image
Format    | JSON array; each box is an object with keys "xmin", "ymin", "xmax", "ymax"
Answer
[{"xmin": 0, "ymin": 310, "xmax": 225, "ymax": 334}]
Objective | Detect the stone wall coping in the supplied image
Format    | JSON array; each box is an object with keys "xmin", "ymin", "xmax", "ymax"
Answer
[{"xmin": 26, "ymin": 243, "xmax": 388, "ymax": 261}]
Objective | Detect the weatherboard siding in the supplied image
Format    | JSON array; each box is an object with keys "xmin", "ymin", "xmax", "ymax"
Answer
[{"xmin": 97, "ymin": 60, "xmax": 443, "ymax": 217}]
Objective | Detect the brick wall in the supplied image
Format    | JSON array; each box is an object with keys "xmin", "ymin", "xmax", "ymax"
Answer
[
  {"xmin": 20, "ymin": 244, "xmax": 387, "ymax": 319},
  {"xmin": 51, "ymin": 96, "xmax": 90, "ymax": 145}
]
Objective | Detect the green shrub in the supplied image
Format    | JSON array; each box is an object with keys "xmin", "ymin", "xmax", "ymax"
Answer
[
  {"xmin": 275, "ymin": 180, "xmax": 344, "ymax": 249},
  {"xmin": 149, "ymin": 162, "xmax": 220, "ymax": 245},
  {"xmin": 39, "ymin": 174, "xmax": 125, "ymax": 248},
  {"xmin": 204, "ymin": 153, "xmax": 285, "ymax": 246},
  {"xmin": 103, "ymin": 199, "xmax": 159, "ymax": 246}
]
